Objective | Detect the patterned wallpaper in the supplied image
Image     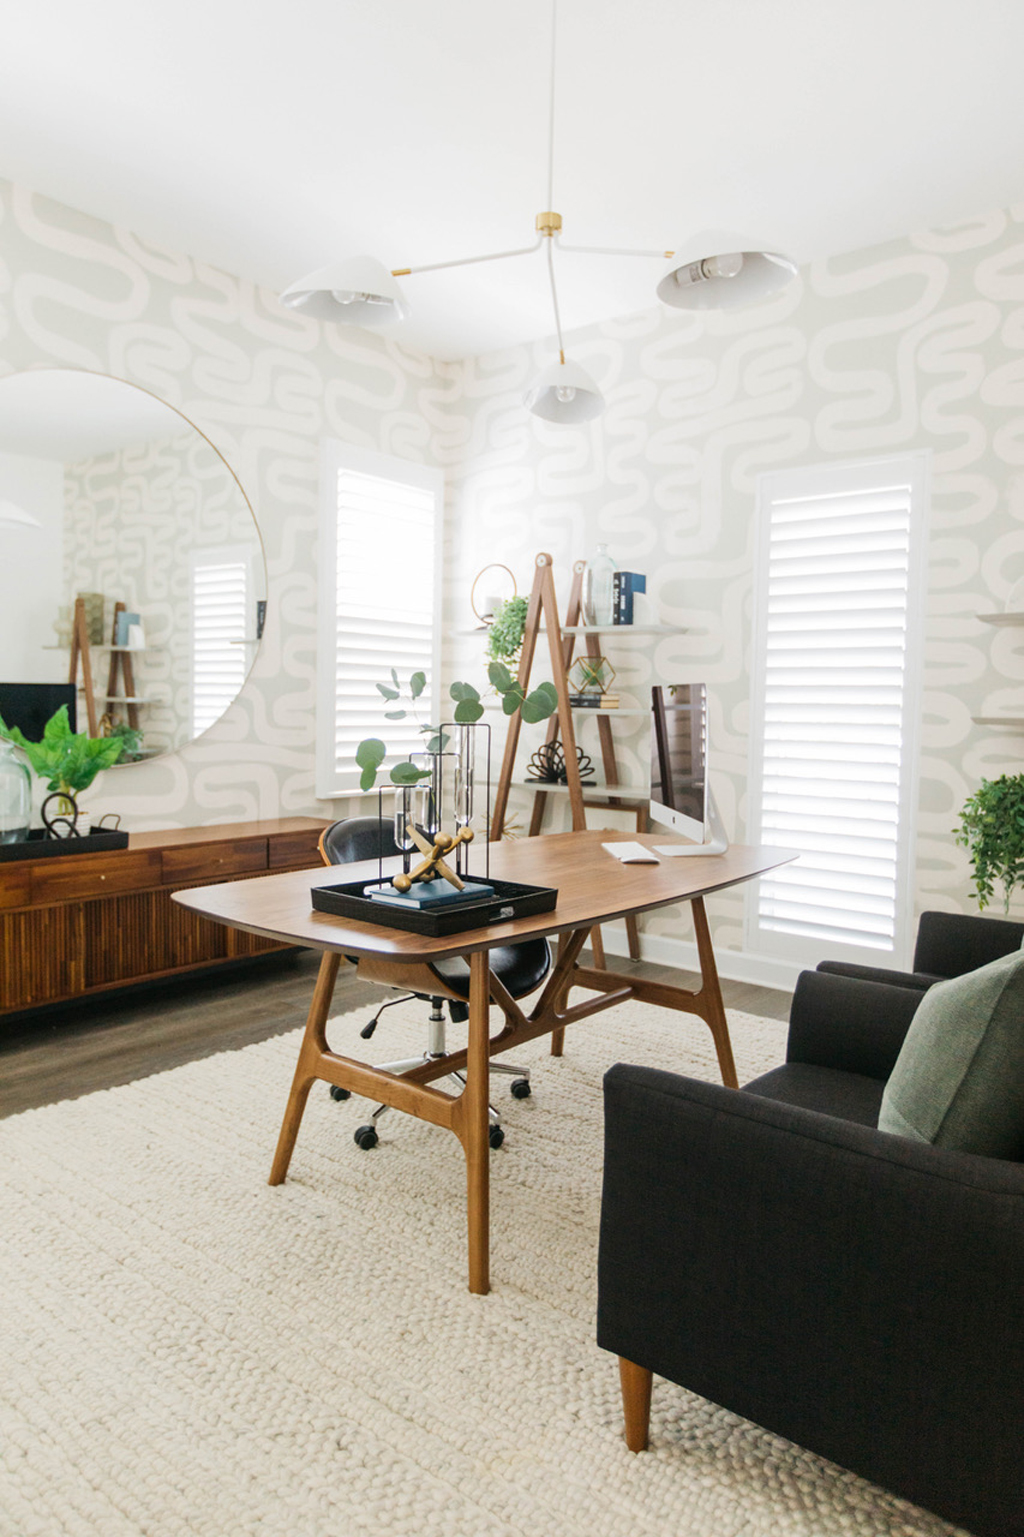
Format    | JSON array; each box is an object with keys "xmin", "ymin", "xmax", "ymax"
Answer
[
  {"xmin": 0, "ymin": 179, "xmax": 451, "ymax": 831},
  {"xmin": 444, "ymin": 206, "xmax": 1024, "ymax": 968},
  {"xmin": 3, "ymin": 175, "xmax": 1024, "ymax": 973}
]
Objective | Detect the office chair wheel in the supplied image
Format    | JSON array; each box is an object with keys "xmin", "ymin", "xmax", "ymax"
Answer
[
  {"xmin": 510, "ymin": 1078, "xmax": 531, "ymax": 1099},
  {"xmin": 329, "ymin": 1085, "xmax": 351, "ymax": 1102},
  {"xmin": 488, "ymin": 1124, "xmax": 505, "ymax": 1149},
  {"xmin": 354, "ymin": 1125, "xmax": 379, "ymax": 1150}
]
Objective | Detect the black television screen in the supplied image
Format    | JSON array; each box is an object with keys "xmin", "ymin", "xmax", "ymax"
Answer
[{"xmin": 0, "ymin": 682, "xmax": 77, "ymax": 739}]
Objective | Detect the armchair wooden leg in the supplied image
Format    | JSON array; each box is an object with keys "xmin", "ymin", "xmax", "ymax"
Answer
[{"xmin": 618, "ymin": 1357, "xmax": 652, "ymax": 1452}]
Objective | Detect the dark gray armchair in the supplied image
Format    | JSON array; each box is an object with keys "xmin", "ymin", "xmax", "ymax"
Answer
[
  {"xmin": 597, "ymin": 967, "xmax": 1024, "ymax": 1537},
  {"xmin": 817, "ymin": 907, "xmax": 1024, "ymax": 991}
]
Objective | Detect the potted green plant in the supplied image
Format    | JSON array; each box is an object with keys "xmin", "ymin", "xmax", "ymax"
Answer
[
  {"xmin": 485, "ymin": 595, "xmax": 529, "ymax": 664},
  {"xmin": 954, "ymin": 773, "xmax": 1024, "ymax": 910},
  {"xmin": 0, "ymin": 705, "xmax": 124, "ymax": 834},
  {"xmin": 357, "ymin": 667, "xmax": 556, "ymax": 791}
]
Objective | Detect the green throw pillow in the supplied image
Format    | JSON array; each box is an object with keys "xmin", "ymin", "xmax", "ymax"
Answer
[{"xmin": 878, "ymin": 947, "xmax": 1024, "ymax": 1157}]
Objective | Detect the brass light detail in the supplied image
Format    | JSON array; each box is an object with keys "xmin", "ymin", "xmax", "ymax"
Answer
[{"xmin": 535, "ymin": 211, "xmax": 563, "ymax": 237}]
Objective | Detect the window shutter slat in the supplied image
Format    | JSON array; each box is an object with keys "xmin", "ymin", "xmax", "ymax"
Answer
[{"xmin": 750, "ymin": 462, "xmax": 922, "ymax": 961}]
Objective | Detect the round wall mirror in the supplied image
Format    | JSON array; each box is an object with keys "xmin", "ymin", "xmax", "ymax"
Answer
[{"xmin": 0, "ymin": 370, "xmax": 266, "ymax": 763}]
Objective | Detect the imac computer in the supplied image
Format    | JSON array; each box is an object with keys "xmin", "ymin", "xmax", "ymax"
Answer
[{"xmin": 649, "ymin": 683, "xmax": 727, "ymax": 856}]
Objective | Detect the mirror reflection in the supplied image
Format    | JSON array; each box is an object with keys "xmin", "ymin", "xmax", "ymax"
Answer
[{"xmin": 0, "ymin": 370, "xmax": 266, "ymax": 761}]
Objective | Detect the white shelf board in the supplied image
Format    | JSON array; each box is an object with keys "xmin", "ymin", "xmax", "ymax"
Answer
[
  {"xmin": 570, "ymin": 707, "xmax": 648, "ymax": 716},
  {"xmin": 516, "ymin": 780, "xmax": 648, "ymax": 800},
  {"xmin": 550, "ymin": 624, "xmax": 678, "ymax": 636},
  {"xmin": 978, "ymin": 612, "xmax": 1024, "ymax": 626}
]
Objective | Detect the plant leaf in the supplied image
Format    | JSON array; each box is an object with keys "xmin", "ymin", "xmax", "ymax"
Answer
[
  {"xmin": 355, "ymin": 738, "xmax": 387, "ymax": 769},
  {"xmin": 449, "ymin": 680, "xmax": 480, "ymax": 703},
  {"xmin": 488, "ymin": 661, "xmax": 514, "ymax": 692},
  {"xmin": 502, "ymin": 684, "xmax": 525, "ymax": 716},
  {"xmin": 384, "ymin": 710, "xmax": 407, "ymax": 720},
  {"xmin": 390, "ymin": 760, "xmax": 431, "ymax": 784},
  {"xmin": 376, "ymin": 683, "xmax": 400, "ymax": 701},
  {"xmin": 521, "ymin": 685, "xmax": 558, "ymax": 724},
  {"xmin": 454, "ymin": 698, "xmax": 485, "ymax": 723},
  {"xmin": 409, "ymin": 671, "xmax": 426, "ymax": 699}
]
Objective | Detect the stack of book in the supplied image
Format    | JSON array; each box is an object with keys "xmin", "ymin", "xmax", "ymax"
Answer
[{"xmin": 568, "ymin": 693, "xmax": 620, "ymax": 709}]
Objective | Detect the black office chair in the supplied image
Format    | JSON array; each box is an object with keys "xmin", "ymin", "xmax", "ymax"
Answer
[{"xmin": 320, "ymin": 816, "xmax": 551, "ymax": 1149}]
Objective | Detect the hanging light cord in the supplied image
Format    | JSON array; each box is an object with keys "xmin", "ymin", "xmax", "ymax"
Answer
[
  {"xmin": 546, "ymin": 239, "xmax": 565, "ymax": 362},
  {"xmin": 546, "ymin": 0, "xmax": 558, "ymax": 211}
]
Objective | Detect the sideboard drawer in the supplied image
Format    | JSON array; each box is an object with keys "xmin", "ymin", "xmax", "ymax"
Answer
[
  {"xmin": 32, "ymin": 849, "xmax": 163, "ymax": 905},
  {"xmin": 162, "ymin": 838, "xmax": 268, "ymax": 884},
  {"xmin": 268, "ymin": 828, "xmax": 324, "ymax": 869}
]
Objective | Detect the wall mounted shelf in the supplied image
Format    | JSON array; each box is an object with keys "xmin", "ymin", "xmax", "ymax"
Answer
[{"xmin": 978, "ymin": 612, "xmax": 1024, "ymax": 626}]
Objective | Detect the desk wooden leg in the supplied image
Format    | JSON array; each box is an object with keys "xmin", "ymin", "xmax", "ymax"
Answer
[
  {"xmin": 464, "ymin": 949, "xmax": 490, "ymax": 1295},
  {"xmin": 268, "ymin": 951, "xmax": 340, "ymax": 1186},
  {"xmin": 691, "ymin": 896, "xmax": 738, "ymax": 1089}
]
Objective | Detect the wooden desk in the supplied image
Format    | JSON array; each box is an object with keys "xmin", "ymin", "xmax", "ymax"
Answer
[{"xmin": 174, "ymin": 831, "xmax": 794, "ymax": 1293}]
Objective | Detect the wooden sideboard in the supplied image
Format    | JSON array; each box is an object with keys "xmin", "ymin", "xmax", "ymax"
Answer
[{"xmin": 0, "ymin": 817, "xmax": 327, "ymax": 1018}]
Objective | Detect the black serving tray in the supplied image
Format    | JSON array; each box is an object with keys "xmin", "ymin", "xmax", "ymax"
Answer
[
  {"xmin": 312, "ymin": 877, "xmax": 557, "ymax": 936},
  {"xmin": 0, "ymin": 827, "xmax": 130, "ymax": 862}
]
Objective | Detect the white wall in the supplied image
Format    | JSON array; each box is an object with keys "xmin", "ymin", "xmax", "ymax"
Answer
[{"xmin": 0, "ymin": 450, "xmax": 65, "ymax": 683}]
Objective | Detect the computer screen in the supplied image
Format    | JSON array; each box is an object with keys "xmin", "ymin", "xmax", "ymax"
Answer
[
  {"xmin": 0, "ymin": 682, "xmax": 77, "ymax": 740},
  {"xmin": 649, "ymin": 683, "xmax": 707, "ymax": 842}
]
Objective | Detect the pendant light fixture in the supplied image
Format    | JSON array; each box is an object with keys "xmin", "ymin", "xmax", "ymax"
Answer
[{"xmin": 280, "ymin": 1, "xmax": 797, "ymax": 425}]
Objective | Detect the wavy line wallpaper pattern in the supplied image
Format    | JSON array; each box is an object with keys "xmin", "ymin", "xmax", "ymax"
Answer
[
  {"xmin": 3, "ymin": 175, "xmax": 1024, "ymax": 972},
  {"xmin": 444, "ymin": 206, "xmax": 1024, "ymax": 963}
]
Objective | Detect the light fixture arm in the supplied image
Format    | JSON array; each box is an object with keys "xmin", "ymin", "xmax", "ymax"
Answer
[
  {"xmin": 391, "ymin": 238, "xmax": 543, "ymax": 279},
  {"xmin": 557, "ymin": 239, "xmax": 675, "ymax": 260}
]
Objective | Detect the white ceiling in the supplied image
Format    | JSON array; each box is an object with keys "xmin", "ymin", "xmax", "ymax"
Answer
[{"xmin": 1, "ymin": 0, "xmax": 1023, "ymax": 360}]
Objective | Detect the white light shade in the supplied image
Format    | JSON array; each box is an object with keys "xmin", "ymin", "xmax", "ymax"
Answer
[
  {"xmin": 0, "ymin": 498, "xmax": 41, "ymax": 529},
  {"xmin": 657, "ymin": 232, "xmax": 797, "ymax": 312},
  {"xmin": 523, "ymin": 358, "xmax": 605, "ymax": 424},
  {"xmin": 279, "ymin": 255, "xmax": 409, "ymax": 326}
]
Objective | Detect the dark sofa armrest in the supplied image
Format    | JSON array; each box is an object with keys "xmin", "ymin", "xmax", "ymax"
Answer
[
  {"xmin": 816, "ymin": 958, "xmax": 936, "ymax": 989},
  {"xmin": 598, "ymin": 1064, "xmax": 1024, "ymax": 1537},
  {"xmin": 786, "ymin": 968, "xmax": 923, "ymax": 1079}
]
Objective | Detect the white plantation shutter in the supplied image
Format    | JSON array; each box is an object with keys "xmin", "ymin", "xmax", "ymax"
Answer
[
  {"xmin": 747, "ymin": 455, "xmax": 927, "ymax": 968},
  {"xmin": 317, "ymin": 442, "xmax": 442, "ymax": 797},
  {"xmin": 190, "ymin": 548, "xmax": 250, "ymax": 735}
]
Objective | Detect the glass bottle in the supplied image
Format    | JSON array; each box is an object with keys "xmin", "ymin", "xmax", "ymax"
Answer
[
  {"xmin": 583, "ymin": 543, "xmax": 616, "ymax": 627},
  {"xmin": 0, "ymin": 740, "xmax": 31, "ymax": 844}
]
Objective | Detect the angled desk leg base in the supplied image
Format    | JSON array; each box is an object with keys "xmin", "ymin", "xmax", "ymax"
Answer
[
  {"xmin": 450, "ymin": 950, "xmax": 491, "ymax": 1295},
  {"xmin": 268, "ymin": 951, "xmax": 341, "ymax": 1185},
  {"xmin": 571, "ymin": 896, "xmax": 739, "ymax": 1089}
]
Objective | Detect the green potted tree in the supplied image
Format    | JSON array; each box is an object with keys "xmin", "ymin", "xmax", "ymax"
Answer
[{"xmin": 954, "ymin": 773, "xmax": 1024, "ymax": 910}]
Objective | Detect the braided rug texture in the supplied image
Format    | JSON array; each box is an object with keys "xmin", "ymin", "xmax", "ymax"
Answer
[{"xmin": 1, "ymin": 999, "xmax": 969, "ymax": 1537}]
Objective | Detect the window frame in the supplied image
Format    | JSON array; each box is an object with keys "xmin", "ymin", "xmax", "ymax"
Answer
[
  {"xmin": 745, "ymin": 451, "xmax": 929, "ymax": 971},
  {"xmin": 316, "ymin": 439, "xmax": 444, "ymax": 800}
]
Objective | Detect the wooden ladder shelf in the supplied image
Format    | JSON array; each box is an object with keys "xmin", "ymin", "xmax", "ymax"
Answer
[{"xmin": 490, "ymin": 551, "xmax": 642, "ymax": 964}]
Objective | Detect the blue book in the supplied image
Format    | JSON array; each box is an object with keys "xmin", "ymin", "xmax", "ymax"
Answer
[
  {"xmin": 366, "ymin": 878, "xmax": 494, "ymax": 910},
  {"xmin": 613, "ymin": 572, "xmax": 646, "ymax": 624}
]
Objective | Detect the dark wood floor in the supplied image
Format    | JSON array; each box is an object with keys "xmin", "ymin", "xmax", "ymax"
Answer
[{"xmin": 0, "ymin": 947, "xmax": 792, "ymax": 1120}]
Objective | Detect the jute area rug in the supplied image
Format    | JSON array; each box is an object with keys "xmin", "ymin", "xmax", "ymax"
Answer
[{"xmin": 1, "ymin": 998, "xmax": 967, "ymax": 1537}]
